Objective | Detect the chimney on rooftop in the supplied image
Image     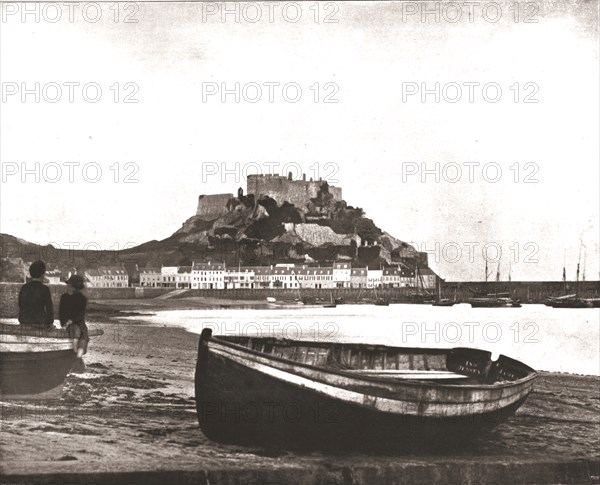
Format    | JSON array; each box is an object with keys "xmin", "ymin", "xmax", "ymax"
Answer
[{"xmin": 288, "ymin": 172, "xmax": 292, "ymax": 180}]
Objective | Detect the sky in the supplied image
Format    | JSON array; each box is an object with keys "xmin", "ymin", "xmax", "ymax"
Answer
[{"xmin": 1, "ymin": 1, "xmax": 598, "ymax": 281}]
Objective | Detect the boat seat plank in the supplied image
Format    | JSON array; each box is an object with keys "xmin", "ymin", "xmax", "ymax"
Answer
[{"xmin": 345, "ymin": 370, "xmax": 469, "ymax": 380}]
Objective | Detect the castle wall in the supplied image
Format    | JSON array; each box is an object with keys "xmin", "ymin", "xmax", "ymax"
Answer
[
  {"xmin": 196, "ymin": 194, "xmax": 233, "ymax": 219},
  {"xmin": 247, "ymin": 174, "xmax": 342, "ymax": 209}
]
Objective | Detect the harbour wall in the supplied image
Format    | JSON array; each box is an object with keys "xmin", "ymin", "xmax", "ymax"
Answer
[
  {"xmin": 441, "ymin": 280, "xmax": 600, "ymax": 301},
  {"xmin": 2, "ymin": 281, "xmax": 598, "ymax": 317}
]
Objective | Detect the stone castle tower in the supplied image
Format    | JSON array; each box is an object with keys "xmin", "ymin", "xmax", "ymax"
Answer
[{"xmin": 246, "ymin": 173, "xmax": 342, "ymax": 209}]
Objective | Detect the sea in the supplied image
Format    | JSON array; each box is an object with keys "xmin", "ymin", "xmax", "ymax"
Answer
[{"xmin": 129, "ymin": 303, "xmax": 600, "ymax": 376}]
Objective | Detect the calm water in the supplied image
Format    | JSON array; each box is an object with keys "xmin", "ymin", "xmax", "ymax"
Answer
[{"xmin": 129, "ymin": 304, "xmax": 600, "ymax": 375}]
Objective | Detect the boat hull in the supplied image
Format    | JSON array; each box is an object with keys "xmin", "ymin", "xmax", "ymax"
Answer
[
  {"xmin": 469, "ymin": 299, "xmax": 521, "ymax": 308},
  {"xmin": 432, "ymin": 300, "xmax": 455, "ymax": 307},
  {"xmin": 0, "ymin": 322, "xmax": 103, "ymax": 400},
  {"xmin": 545, "ymin": 299, "xmax": 592, "ymax": 308},
  {"xmin": 0, "ymin": 349, "xmax": 75, "ymax": 399},
  {"xmin": 195, "ymin": 331, "xmax": 536, "ymax": 451}
]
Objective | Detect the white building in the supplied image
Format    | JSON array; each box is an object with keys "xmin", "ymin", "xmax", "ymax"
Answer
[
  {"xmin": 224, "ymin": 267, "xmax": 255, "ymax": 289},
  {"xmin": 349, "ymin": 268, "xmax": 367, "ymax": 288},
  {"xmin": 296, "ymin": 267, "xmax": 335, "ymax": 289},
  {"xmin": 161, "ymin": 266, "xmax": 179, "ymax": 288},
  {"xmin": 383, "ymin": 268, "xmax": 407, "ymax": 288},
  {"xmin": 270, "ymin": 266, "xmax": 299, "ymax": 289},
  {"xmin": 176, "ymin": 266, "xmax": 192, "ymax": 289},
  {"xmin": 367, "ymin": 268, "xmax": 383, "ymax": 289},
  {"xmin": 332, "ymin": 262, "xmax": 352, "ymax": 288},
  {"xmin": 45, "ymin": 269, "xmax": 62, "ymax": 285},
  {"xmin": 84, "ymin": 267, "xmax": 129, "ymax": 288},
  {"xmin": 252, "ymin": 266, "xmax": 272, "ymax": 289},
  {"xmin": 192, "ymin": 262, "xmax": 226, "ymax": 289},
  {"xmin": 139, "ymin": 268, "xmax": 161, "ymax": 287}
]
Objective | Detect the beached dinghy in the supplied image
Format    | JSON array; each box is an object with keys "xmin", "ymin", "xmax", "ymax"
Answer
[
  {"xmin": 195, "ymin": 329, "xmax": 537, "ymax": 450},
  {"xmin": 0, "ymin": 321, "xmax": 103, "ymax": 400}
]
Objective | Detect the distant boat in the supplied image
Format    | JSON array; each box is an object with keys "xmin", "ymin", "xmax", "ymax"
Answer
[
  {"xmin": 370, "ymin": 287, "xmax": 390, "ymax": 306},
  {"xmin": 469, "ymin": 258, "xmax": 520, "ymax": 307},
  {"xmin": 545, "ymin": 294, "xmax": 592, "ymax": 309},
  {"xmin": 266, "ymin": 297, "xmax": 277, "ymax": 303},
  {"xmin": 432, "ymin": 299, "xmax": 455, "ymax": 307},
  {"xmin": 0, "ymin": 322, "xmax": 103, "ymax": 400},
  {"xmin": 584, "ymin": 298, "xmax": 600, "ymax": 308},
  {"xmin": 546, "ymin": 249, "xmax": 593, "ymax": 308},
  {"xmin": 195, "ymin": 329, "xmax": 537, "ymax": 451},
  {"xmin": 406, "ymin": 264, "xmax": 434, "ymax": 304},
  {"xmin": 470, "ymin": 297, "xmax": 521, "ymax": 308},
  {"xmin": 374, "ymin": 297, "xmax": 390, "ymax": 306},
  {"xmin": 432, "ymin": 279, "xmax": 455, "ymax": 306},
  {"xmin": 323, "ymin": 291, "xmax": 337, "ymax": 308}
]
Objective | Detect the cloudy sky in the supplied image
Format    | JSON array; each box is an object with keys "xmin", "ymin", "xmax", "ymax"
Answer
[{"xmin": 1, "ymin": 1, "xmax": 598, "ymax": 281}]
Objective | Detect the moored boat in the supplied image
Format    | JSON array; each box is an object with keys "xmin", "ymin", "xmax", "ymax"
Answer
[
  {"xmin": 584, "ymin": 298, "xmax": 600, "ymax": 308},
  {"xmin": 545, "ymin": 296, "xmax": 592, "ymax": 308},
  {"xmin": 431, "ymin": 298, "xmax": 455, "ymax": 307},
  {"xmin": 546, "ymin": 248, "xmax": 594, "ymax": 308},
  {"xmin": 469, "ymin": 297, "xmax": 522, "ymax": 308},
  {"xmin": 195, "ymin": 329, "xmax": 537, "ymax": 451},
  {"xmin": 0, "ymin": 321, "xmax": 103, "ymax": 400},
  {"xmin": 373, "ymin": 297, "xmax": 390, "ymax": 306}
]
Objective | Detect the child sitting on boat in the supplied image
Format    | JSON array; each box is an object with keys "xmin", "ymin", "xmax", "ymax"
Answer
[
  {"xmin": 59, "ymin": 274, "xmax": 89, "ymax": 359},
  {"xmin": 18, "ymin": 260, "xmax": 54, "ymax": 328}
]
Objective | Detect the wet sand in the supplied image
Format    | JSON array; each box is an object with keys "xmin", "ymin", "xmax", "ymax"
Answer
[{"xmin": 1, "ymin": 316, "xmax": 599, "ymax": 481}]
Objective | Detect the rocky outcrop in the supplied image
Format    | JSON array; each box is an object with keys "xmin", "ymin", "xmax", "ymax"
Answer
[{"xmin": 283, "ymin": 223, "xmax": 360, "ymax": 247}]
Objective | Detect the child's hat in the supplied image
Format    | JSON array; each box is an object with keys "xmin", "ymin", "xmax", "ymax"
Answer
[{"xmin": 66, "ymin": 274, "xmax": 85, "ymax": 290}]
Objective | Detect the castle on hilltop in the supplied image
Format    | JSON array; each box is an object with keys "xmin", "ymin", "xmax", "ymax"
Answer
[
  {"xmin": 196, "ymin": 172, "xmax": 343, "ymax": 218},
  {"xmin": 246, "ymin": 173, "xmax": 342, "ymax": 209}
]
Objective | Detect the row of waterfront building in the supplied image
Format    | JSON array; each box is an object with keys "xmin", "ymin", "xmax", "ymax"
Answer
[
  {"xmin": 6, "ymin": 260, "xmax": 437, "ymax": 290},
  {"xmin": 139, "ymin": 262, "xmax": 437, "ymax": 290}
]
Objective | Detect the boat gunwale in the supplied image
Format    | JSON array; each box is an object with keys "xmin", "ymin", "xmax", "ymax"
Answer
[
  {"xmin": 0, "ymin": 323, "xmax": 103, "ymax": 339},
  {"xmin": 208, "ymin": 334, "xmax": 538, "ymax": 391},
  {"xmin": 0, "ymin": 344, "xmax": 75, "ymax": 352},
  {"xmin": 209, "ymin": 344, "xmax": 534, "ymax": 408}
]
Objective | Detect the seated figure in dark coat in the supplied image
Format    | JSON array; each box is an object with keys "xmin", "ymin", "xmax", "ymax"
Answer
[
  {"xmin": 59, "ymin": 274, "xmax": 89, "ymax": 358},
  {"xmin": 18, "ymin": 260, "xmax": 54, "ymax": 328}
]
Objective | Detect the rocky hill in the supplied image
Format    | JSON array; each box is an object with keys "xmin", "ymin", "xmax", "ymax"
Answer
[{"xmin": 1, "ymin": 187, "xmax": 425, "ymax": 281}]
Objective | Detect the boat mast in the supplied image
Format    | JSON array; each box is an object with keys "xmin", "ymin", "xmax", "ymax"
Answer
[
  {"xmin": 562, "ymin": 249, "xmax": 567, "ymax": 295},
  {"xmin": 495, "ymin": 260, "xmax": 500, "ymax": 297},
  {"xmin": 576, "ymin": 242, "xmax": 583, "ymax": 297}
]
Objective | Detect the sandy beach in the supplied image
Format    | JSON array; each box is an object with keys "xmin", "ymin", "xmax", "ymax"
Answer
[{"xmin": 1, "ymin": 304, "xmax": 599, "ymax": 482}]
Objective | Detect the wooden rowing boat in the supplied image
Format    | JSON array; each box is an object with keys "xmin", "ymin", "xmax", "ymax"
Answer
[
  {"xmin": 0, "ymin": 322, "xmax": 103, "ymax": 400},
  {"xmin": 195, "ymin": 329, "xmax": 537, "ymax": 451}
]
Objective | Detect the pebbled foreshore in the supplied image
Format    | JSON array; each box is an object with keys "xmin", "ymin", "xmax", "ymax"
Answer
[{"xmin": 1, "ymin": 320, "xmax": 598, "ymax": 484}]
